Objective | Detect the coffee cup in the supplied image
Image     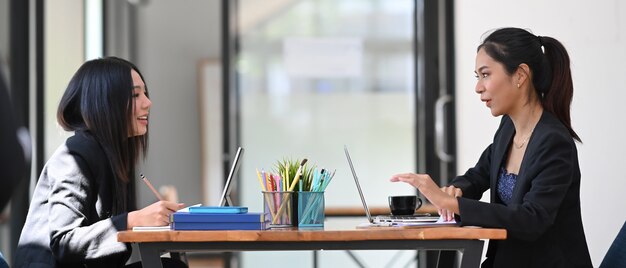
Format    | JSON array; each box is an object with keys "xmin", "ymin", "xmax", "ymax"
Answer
[{"xmin": 388, "ymin": 195, "xmax": 421, "ymax": 215}]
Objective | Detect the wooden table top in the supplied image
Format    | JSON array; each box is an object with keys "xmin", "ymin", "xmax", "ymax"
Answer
[{"xmin": 118, "ymin": 226, "xmax": 506, "ymax": 243}]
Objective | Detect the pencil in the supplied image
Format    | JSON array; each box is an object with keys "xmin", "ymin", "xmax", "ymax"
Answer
[
  {"xmin": 256, "ymin": 169, "xmax": 266, "ymax": 191},
  {"xmin": 140, "ymin": 173, "xmax": 164, "ymax": 201}
]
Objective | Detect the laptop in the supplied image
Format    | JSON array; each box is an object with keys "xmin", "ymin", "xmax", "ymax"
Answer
[{"xmin": 344, "ymin": 145, "xmax": 453, "ymax": 226}]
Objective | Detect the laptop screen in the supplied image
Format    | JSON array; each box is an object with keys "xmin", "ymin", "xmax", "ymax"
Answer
[{"xmin": 344, "ymin": 145, "xmax": 374, "ymax": 223}]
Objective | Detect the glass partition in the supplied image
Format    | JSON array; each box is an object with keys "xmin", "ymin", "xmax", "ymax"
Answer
[{"xmin": 235, "ymin": 0, "xmax": 417, "ymax": 266}]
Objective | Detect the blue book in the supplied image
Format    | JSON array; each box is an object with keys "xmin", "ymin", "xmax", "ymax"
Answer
[
  {"xmin": 172, "ymin": 212, "xmax": 267, "ymax": 223},
  {"xmin": 171, "ymin": 221, "xmax": 267, "ymax": 230},
  {"xmin": 188, "ymin": 206, "xmax": 248, "ymax": 214}
]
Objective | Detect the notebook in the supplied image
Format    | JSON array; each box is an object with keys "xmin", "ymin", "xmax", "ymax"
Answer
[{"xmin": 344, "ymin": 145, "xmax": 457, "ymax": 226}]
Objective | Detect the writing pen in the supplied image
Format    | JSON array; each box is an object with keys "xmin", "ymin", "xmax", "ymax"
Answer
[{"xmin": 140, "ymin": 173, "xmax": 164, "ymax": 201}]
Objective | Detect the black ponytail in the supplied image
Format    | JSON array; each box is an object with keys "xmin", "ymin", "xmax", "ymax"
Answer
[
  {"xmin": 478, "ymin": 27, "xmax": 581, "ymax": 142},
  {"xmin": 539, "ymin": 36, "xmax": 580, "ymax": 142}
]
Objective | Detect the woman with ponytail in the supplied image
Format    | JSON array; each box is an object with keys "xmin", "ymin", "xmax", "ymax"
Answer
[
  {"xmin": 390, "ymin": 28, "xmax": 592, "ymax": 267},
  {"xmin": 14, "ymin": 57, "xmax": 187, "ymax": 268}
]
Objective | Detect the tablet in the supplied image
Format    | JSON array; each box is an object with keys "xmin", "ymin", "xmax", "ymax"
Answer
[{"xmin": 219, "ymin": 147, "xmax": 243, "ymax": 206}]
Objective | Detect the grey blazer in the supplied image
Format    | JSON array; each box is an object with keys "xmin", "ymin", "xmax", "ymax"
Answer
[{"xmin": 14, "ymin": 131, "xmax": 131, "ymax": 268}]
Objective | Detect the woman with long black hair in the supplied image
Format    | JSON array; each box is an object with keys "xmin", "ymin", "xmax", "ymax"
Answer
[
  {"xmin": 391, "ymin": 28, "xmax": 592, "ymax": 267},
  {"xmin": 15, "ymin": 57, "xmax": 186, "ymax": 268}
]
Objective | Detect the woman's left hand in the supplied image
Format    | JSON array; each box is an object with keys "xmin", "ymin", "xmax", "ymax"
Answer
[
  {"xmin": 390, "ymin": 173, "xmax": 439, "ymax": 191},
  {"xmin": 390, "ymin": 173, "xmax": 459, "ymax": 221}
]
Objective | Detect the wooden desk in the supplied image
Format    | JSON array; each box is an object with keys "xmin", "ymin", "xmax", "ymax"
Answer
[{"xmin": 118, "ymin": 226, "xmax": 506, "ymax": 268}]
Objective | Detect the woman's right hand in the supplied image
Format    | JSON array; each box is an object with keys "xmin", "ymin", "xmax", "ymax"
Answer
[
  {"xmin": 127, "ymin": 201, "xmax": 184, "ymax": 229},
  {"xmin": 439, "ymin": 186, "xmax": 462, "ymax": 221}
]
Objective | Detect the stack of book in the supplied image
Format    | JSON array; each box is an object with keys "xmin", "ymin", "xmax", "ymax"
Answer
[{"xmin": 171, "ymin": 206, "xmax": 268, "ymax": 230}]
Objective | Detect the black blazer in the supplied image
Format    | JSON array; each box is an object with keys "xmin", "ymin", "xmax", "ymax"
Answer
[{"xmin": 451, "ymin": 112, "xmax": 592, "ymax": 268}]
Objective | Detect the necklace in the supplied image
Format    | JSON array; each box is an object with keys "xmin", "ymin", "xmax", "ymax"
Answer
[{"xmin": 514, "ymin": 128, "xmax": 534, "ymax": 149}]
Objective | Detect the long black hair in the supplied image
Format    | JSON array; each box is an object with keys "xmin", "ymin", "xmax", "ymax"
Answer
[
  {"xmin": 57, "ymin": 57, "xmax": 149, "ymax": 211},
  {"xmin": 478, "ymin": 27, "xmax": 581, "ymax": 142}
]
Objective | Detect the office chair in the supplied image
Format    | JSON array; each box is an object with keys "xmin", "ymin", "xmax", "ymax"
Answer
[{"xmin": 600, "ymin": 221, "xmax": 626, "ymax": 268}]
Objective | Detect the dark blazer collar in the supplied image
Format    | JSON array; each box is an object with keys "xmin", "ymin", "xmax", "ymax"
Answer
[
  {"xmin": 489, "ymin": 111, "xmax": 550, "ymax": 201},
  {"xmin": 490, "ymin": 116, "xmax": 514, "ymax": 200}
]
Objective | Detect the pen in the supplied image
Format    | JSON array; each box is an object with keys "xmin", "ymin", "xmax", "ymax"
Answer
[{"xmin": 140, "ymin": 173, "xmax": 164, "ymax": 201}]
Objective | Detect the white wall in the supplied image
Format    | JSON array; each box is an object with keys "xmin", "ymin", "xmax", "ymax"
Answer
[
  {"xmin": 454, "ymin": 0, "xmax": 626, "ymax": 265},
  {"xmin": 44, "ymin": 0, "xmax": 84, "ymax": 159}
]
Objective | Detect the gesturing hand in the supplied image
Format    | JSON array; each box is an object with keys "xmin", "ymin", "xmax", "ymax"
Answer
[
  {"xmin": 390, "ymin": 173, "xmax": 459, "ymax": 221},
  {"xmin": 127, "ymin": 201, "xmax": 184, "ymax": 229},
  {"xmin": 390, "ymin": 173, "xmax": 441, "ymax": 195}
]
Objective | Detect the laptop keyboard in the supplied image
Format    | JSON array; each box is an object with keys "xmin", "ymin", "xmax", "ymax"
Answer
[
  {"xmin": 375, "ymin": 214, "xmax": 439, "ymax": 222},
  {"xmin": 379, "ymin": 215, "xmax": 418, "ymax": 220}
]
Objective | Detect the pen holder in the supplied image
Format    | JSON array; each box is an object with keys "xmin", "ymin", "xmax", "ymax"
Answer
[
  {"xmin": 263, "ymin": 191, "xmax": 298, "ymax": 228},
  {"xmin": 298, "ymin": 191, "xmax": 325, "ymax": 229}
]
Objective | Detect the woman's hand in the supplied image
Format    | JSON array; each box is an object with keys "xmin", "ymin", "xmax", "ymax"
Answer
[
  {"xmin": 127, "ymin": 201, "xmax": 185, "ymax": 229},
  {"xmin": 390, "ymin": 173, "xmax": 438, "ymax": 191},
  {"xmin": 439, "ymin": 186, "xmax": 463, "ymax": 221},
  {"xmin": 390, "ymin": 173, "xmax": 459, "ymax": 221}
]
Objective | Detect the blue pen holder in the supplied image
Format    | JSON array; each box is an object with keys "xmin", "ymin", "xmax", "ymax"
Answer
[{"xmin": 298, "ymin": 191, "xmax": 325, "ymax": 229}]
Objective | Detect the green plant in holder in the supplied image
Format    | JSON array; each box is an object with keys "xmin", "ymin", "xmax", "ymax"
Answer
[{"xmin": 273, "ymin": 158, "xmax": 314, "ymax": 191}]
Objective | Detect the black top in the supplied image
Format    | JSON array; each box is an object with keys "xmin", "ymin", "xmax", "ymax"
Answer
[{"xmin": 451, "ymin": 112, "xmax": 592, "ymax": 268}]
